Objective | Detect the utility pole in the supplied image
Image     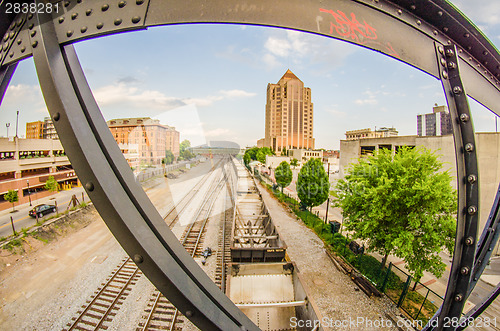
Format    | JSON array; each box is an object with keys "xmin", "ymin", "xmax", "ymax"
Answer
[
  {"xmin": 27, "ymin": 179, "xmax": 32, "ymax": 206},
  {"xmin": 324, "ymin": 162, "xmax": 330, "ymax": 223},
  {"xmin": 6, "ymin": 123, "xmax": 10, "ymax": 137},
  {"xmin": 15, "ymin": 110, "xmax": 19, "ymax": 137}
]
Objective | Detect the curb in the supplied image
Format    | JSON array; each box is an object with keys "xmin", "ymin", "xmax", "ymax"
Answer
[{"xmin": 0, "ymin": 203, "xmax": 94, "ymax": 249}]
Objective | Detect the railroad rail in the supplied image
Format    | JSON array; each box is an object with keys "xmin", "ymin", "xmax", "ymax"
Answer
[
  {"xmin": 137, "ymin": 158, "xmax": 232, "ymax": 330},
  {"xmin": 64, "ymin": 258, "xmax": 142, "ymax": 331}
]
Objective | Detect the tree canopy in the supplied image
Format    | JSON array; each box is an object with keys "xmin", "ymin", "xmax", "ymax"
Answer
[
  {"xmin": 45, "ymin": 176, "xmax": 59, "ymax": 192},
  {"xmin": 243, "ymin": 147, "xmax": 275, "ymax": 165},
  {"xmin": 275, "ymin": 161, "xmax": 293, "ymax": 192},
  {"xmin": 179, "ymin": 140, "xmax": 195, "ymax": 160},
  {"xmin": 5, "ymin": 189, "xmax": 18, "ymax": 212},
  {"xmin": 163, "ymin": 150, "xmax": 175, "ymax": 165},
  {"xmin": 332, "ymin": 146, "xmax": 456, "ymax": 281},
  {"xmin": 297, "ymin": 158, "xmax": 330, "ymax": 210}
]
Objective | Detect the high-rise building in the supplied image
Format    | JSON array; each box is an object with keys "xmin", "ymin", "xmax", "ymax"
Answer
[
  {"xmin": 107, "ymin": 117, "xmax": 180, "ymax": 168},
  {"xmin": 262, "ymin": 69, "xmax": 314, "ymax": 153},
  {"xmin": 417, "ymin": 104, "xmax": 453, "ymax": 136},
  {"xmin": 345, "ymin": 127, "xmax": 398, "ymax": 140}
]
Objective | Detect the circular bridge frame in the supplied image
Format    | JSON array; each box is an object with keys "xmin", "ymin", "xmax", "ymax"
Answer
[{"xmin": 1, "ymin": 1, "xmax": 500, "ymax": 330}]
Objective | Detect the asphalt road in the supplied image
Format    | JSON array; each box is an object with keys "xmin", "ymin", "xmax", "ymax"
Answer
[{"xmin": 0, "ymin": 186, "xmax": 88, "ymax": 239}]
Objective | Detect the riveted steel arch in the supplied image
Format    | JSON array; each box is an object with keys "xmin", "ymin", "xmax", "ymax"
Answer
[{"xmin": 1, "ymin": 1, "xmax": 499, "ymax": 330}]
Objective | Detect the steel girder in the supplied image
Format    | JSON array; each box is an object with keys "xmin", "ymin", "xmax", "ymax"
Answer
[{"xmin": 0, "ymin": 1, "xmax": 499, "ymax": 330}]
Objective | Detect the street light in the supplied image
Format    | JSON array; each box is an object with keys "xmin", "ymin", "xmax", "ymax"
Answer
[
  {"xmin": 6, "ymin": 123, "xmax": 10, "ymax": 137},
  {"xmin": 27, "ymin": 179, "xmax": 32, "ymax": 206}
]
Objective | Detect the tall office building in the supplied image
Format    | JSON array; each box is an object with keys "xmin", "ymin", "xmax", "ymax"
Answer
[
  {"xmin": 262, "ymin": 69, "xmax": 314, "ymax": 153},
  {"xmin": 417, "ymin": 105, "xmax": 453, "ymax": 136}
]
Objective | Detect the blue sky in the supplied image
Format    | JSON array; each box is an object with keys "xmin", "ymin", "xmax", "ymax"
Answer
[{"xmin": 1, "ymin": 0, "xmax": 499, "ymax": 149}]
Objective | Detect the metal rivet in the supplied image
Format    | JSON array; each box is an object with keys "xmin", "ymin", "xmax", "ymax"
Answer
[
  {"xmin": 85, "ymin": 182, "xmax": 94, "ymax": 191},
  {"xmin": 77, "ymin": 0, "xmax": 82, "ymax": 3},
  {"xmin": 86, "ymin": 9, "xmax": 93, "ymax": 16},
  {"xmin": 136, "ymin": 0, "xmax": 144, "ymax": 4},
  {"xmin": 20, "ymin": 46, "xmax": 25, "ymax": 53},
  {"xmin": 464, "ymin": 33, "xmax": 470, "ymax": 38},
  {"xmin": 53, "ymin": 112, "xmax": 60, "ymax": 121},
  {"xmin": 468, "ymin": 206, "xmax": 477, "ymax": 215},
  {"xmin": 448, "ymin": 61, "xmax": 456, "ymax": 69},
  {"xmin": 30, "ymin": 30, "xmax": 36, "ymax": 37},
  {"xmin": 185, "ymin": 310, "xmax": 194, "ymax": 317},
  {"xmin": 443, "ymin": 27, "xmax": 449, "ymax": 32},
  {"xmin": 9, "ymin": 31, "xmax": 14, "ymax": 39},
  {"xmin": 97, "ymin": 22, "xmax": 104, "ymax": 29},
  {"xmin": 468, "ymin": 174, "xmax": 477, "ymax": 184},
  {"xmin": 9, "ymin": 51, "xmax": 13, "ymax": 58},
  {"xmin": 465, "ymin": 237, "xmax": 474, "ymax": 246},
  {"xmin": 453, "ymin": 86, "xmax": 462, "ymax": 94},
  {"xmin": 483, "ymin": 51, "xmax": 488, "ymax": 56},
  {"xmin": 131, "ymin": 16, "xmax": 141, "ymax": 24},
  {"xmin": 442, "ymin": 71, "xmax": 448, "ymax": 79},
  {"xmin": 397, "ymin": 9, "xmax": 402, "ymax": 15},
  {"xmin": 2, "ymin": 34, "xmax": 7, "ymax": 42},
  {"xmin": 9, "ymin": 24, "xmax": 15, "ymax": 31},
  {"xmin": 455, "ymin": 294, "xmax": 463, "ymax": 302},
  {"xmin": 118, "ymin": 1, "xmax": 126, "ymax": 8},
  {"xmin": 410, "ymin": 5, "xmax": 416, "ymax": 10},
  {"xmin": 438, "ymin": 46, "xmax": 444, "ymax": 55},
  {"xmin": 133, "ymin": 254, "xmax": 143, "ymax": 263},
  {"xmin": 440, "ymin": 58, "xmax": 446, "ymax": 67},
  {"xmin": 17, "ymin": 38, "xmax": 22, "ymax": 45},
  {"xmin": 71, "ymin": 13, "xmax": 78, "ymax": 20},
  {"xmin": 64, "ymin": 1, "xmax": 70, "ymax": 7},
  {"xmin": 17, "ymin": 19, "xmax": 23, "ymax": 27},
  {"xmin": 445, "ymin": 48, "xmax": 454, "ymax": 57},
  {"xmin": 102, "ymin": 4, "xmax": 109, "ymax": 11},
  {"xmin": 114, "ymin": 18, "xmax": 122, "ymax": 26},
  {"xmin": 460, "ymin": 113, "xmax": 469, "ymax": 122},
  {"xmin": 81, "ymin": 26, "xmax": 88, "ymax": 33},
  {"xmin": 32, "ymin": 40, "xmax": 38, "ymax": 48},
  {"xmin": 28, "ymin": 13, "xmax": 33, "ymax": 20},
  {"xmin": 29, "ymin": 23, "xmax": 34, "ymax": 30},
  {"xmin": 433, "ymin": 30, "xmax": 438, "ymax": 36},
  {"xmin": 416, "ymin": 20, "xmax": 421, "ymax": 26},
  {"xmin": 67, "ymin": 30, "xmax": 74, "ymax": 37},
  {"xmin": 438, "ymin": 11, "xmax": 443, "ymax": 16},
  {"xmin": 59, "ymin": 17, "xmax": 65, "ymax": 24},
  {"xmin": 465, "ymin": 143, "xmax": 474, "ymax": 152}
]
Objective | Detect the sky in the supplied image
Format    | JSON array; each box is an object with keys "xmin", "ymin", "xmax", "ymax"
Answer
[{"xmin": 1, "ymin": 0, "xmax": 500, "ymax": 150}]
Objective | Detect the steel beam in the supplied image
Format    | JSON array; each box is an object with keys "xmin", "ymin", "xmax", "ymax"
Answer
[{"xmin": 28, "ymin": 7, "xmax": 258, "ymax": 331}]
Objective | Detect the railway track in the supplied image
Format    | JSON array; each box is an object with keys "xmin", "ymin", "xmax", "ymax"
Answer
[
  {"xmin": 137, "ymin": 158, "xmax": 234, "ymax": 330},
  {"xmin": 64, "ymin": 157, "xmax": 232, "ymax": 331},
  {"xmin": 64, "ymin": 258, "xmax": 142, "ymax": 331},
  {"xmin": 163, "ymin": 159, "xmax": 223, "ymax": 227}
]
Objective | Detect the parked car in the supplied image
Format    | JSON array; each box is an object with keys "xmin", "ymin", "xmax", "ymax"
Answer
[{"xmin": 29, "ymin": 204, "xmax": 56, "ymax": 218}]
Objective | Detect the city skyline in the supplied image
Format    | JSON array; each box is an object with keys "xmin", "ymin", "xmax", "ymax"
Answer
[{"xmin": 0, "ymin": 0, "xmax": 499, "ymax": 150}]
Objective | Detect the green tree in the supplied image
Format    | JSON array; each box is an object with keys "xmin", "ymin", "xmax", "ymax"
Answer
[
  {"xmin": 179, "ymin": 140, "xmax": 194, "ymax": 160},
  {"xmin": 332, "ymin": 146, "xmax": 456, "ymax": 283},
  {"xmin": 290, "ymin": 158, "xmax": 298, "ymax": 168},
  {"xmin": 5, "ymin": 189, "xmax": 18, "ymax": 212},
  {"xmin": 275, "ymin": 161, "xmax": 293, "ymax": 192},
  {"xmin": 256, "ymin": 147, "xmax": 275, "ymax": 163},
  {"xmin": 163, "ymin": 150, "xmax": 175, "ymax": 165},
  {"xmin": 281, "ymin": 147, "xmax": 288, "ymax": 156},
  {"xmin": 297, "ymin": 158, "xmax": 330, "ymax": 210},
  {"xmin": 45, "ymin": 175, "xmax": 59, "ymax": 192}
]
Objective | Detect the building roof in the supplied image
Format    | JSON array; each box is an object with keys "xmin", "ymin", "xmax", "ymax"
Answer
[{"xmin": 278, "ymin": 69, "xmax": 301, "ymax": 83}]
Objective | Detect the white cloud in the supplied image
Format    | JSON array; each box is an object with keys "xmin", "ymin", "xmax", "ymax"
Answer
[
  {"xmin": 220, "ymin": 89, "xmax": 256, "ymax": 98},
  {"xmin": 354, "ymin": 90, "xmax": 379, "ymax": 105},
  {"xmin": 262, "ymin": 29, "xmax": 356, "ymax": 69},
  {"xmin": 93, "ymin": 83, "xmax": 256, "ymax": 110}
]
